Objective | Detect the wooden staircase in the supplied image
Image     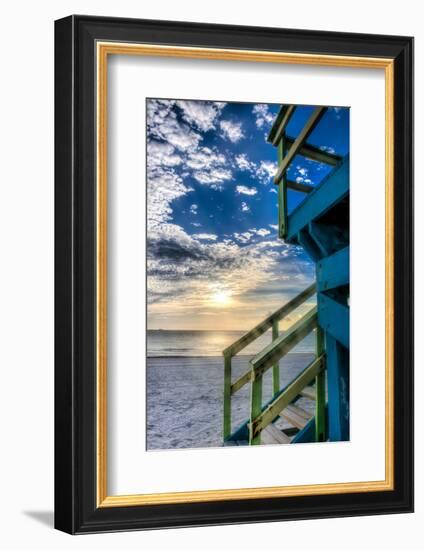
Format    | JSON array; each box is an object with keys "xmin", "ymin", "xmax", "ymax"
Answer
[{"xmin": 223, "ymin": 103, "xmax": 350, "ymax": 446}]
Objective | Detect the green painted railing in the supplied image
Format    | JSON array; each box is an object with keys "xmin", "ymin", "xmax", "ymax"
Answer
[
  {"xmin": 248, "ymin": 307, "xmax": 326, "ymax": 444},
  {"xmin": 222, "ymin": 283, "xmax": 316, "ymax": 440},
  {"xmin": 267, "ymin": 104, "xmax": 342, "ymax": 239}
]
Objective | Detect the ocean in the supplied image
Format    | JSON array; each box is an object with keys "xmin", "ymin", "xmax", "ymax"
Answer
[{"xmin": 147, "ymin": 329, "xmax": 315, "ymax": 357}]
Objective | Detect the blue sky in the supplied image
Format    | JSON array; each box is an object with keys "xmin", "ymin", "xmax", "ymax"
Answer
[{"xmin": 146, "ymin": 99, "xmax": 349, "ymax": 330}]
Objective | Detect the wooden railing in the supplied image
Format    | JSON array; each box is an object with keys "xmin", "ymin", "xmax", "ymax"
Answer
[
  {"xmin": 267, "ymin": 104, "xmax": 342, "ymax": 239},
  {"xmin": 249, "ymin": 307, "xmax": 326, "ymax": 444},
  {"xmin": 222, "ymin": 283, "xmax": 316, "ymax": 440}
]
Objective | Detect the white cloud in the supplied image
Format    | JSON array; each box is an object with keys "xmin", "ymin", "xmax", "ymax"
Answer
[
  {"xmin": 189, "ymin": 204, "xmax": 198, "ymax": 215},
  {"xmin": 235, "ymin": 153, "xmax": 256, "ymax": 172},
  {"xmin": 269, "ymin": 188, "xmax": 278, "ymax": 194},
  {"xmin": 256, "ymin": 228, "xmax": 271, "ymax": 237},
  {"xmin": 233, "ymin": 232, "xmax": 253, "ymax": 243},
  {"xmin": 330, "ymin": 106, "xmax": 342, "ymax": 120},
  {"xmin": 147, "ymin": 166, "xmax": 193, "ymax": 234},
  {"xmin": 269, "ymin": 224, "xmax": 278, "ymax": 230},
  {"xmin": 256, "ymin": 160, "xmax": 277, "ymax": 184},
  {"xmin": 294, "ymin": 164, "xmax": 312, "ymax": 184},
  {"xmin": 176, "ymin": 100, "xmax": 225, "ymax": 132},
  {"xmin": 147, "ymin": 140, "xmax": 182, "ymax": 168},
  {"xmin": 147, "ymin": 99, "xmax": 202, "ymax": 152},
  {"xmin": 193, "ymin": 168, "xmax": 232, "ymax": 185},
  {"xmin": 219, "ymin": 120, "xmax": 244, "ymax": 143},
  {"xmin": 320, "ymin": 145, "xmax": 336, "ymax": 154},
  {"xmin": 192, "ymin": 233, "xmax": 218, "ymax": 241},
  {"xmin": 252, "ymin": 104, "xmax": 275, "ymax": 129},
  {"xmin": 236, "ymin": 185, "xmax": 257, "ymax": 196},
  {"xmin": 241, "ymin": 202, "xmax": 250, "ymax": 213}
]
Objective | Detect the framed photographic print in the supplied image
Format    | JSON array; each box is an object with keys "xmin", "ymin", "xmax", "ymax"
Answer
[{"xmin": 54, "ymin": 15, "xmax": 414, "ymax": 534}]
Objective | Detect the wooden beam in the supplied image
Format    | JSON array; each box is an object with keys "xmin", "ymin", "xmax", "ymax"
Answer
[
  {"xmin": 272, "ymin": 319, "xmax": 280, "ymax": 395},
  {"xmin": 285, "ymin": 136, "xmax": 342, "ymax": 166},
  {"xmin": 272, "ymin": 105, "xmax": 296, "ymax": 146},
  {"xmin": 274, "ymin": 107, "xmax": 327, "ymax": 185},
  {"xmin": 318, "ymin": 293, "xmax": 349, "ymax": 349},
  {"xmin": 278, "ymin": 136, "xmax": 288, "ymax": 238},
  {"xmin": 249, "ymin": 370, "xmax": 263, "ymax": 445},
  {"xmin": 317, "ymin": 246, "xmax": 349, "ymax": 293},
  {"xmin": 223, "ymin": 283, "xmax": 316, "ymax": 358},
  {"xmin": 230, "ymin": 370, "xmax": 251, "ymax": 395},
  {"xmin": 223, "ymin": 354, "xmax": 232, "ymax": 439},
  {"xmin": 287, "ymin": 180, "xmax": 314, "ymax": 194},
  {"xmin": 250, "ymin": 355, "xmax": 324, "ymax": 439},
  {"xmin": 286, "ymin": 157, "xmax": 349, "ymax": 241},
  {"xmin": 250, "ymin": 307, "xmax": 318, "ymax": 379}
]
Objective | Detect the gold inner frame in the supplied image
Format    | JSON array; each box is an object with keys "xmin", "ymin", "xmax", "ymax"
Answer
[{"xmin": 96, "ymin": 42, "xmax": 395, "ymax": 508}]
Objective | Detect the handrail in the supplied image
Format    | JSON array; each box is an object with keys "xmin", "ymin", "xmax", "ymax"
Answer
[
  {"xmin": 249, "ymin": 354, "xmax": 325, "ymax": 442},
  {"xmin": 222, "ymin": 283, "xmax": 316, "ymax": 358},
  {"xmin": 222, "ymin": 283, "xmax": 316, "ymax": 440},
  {"xmin": 230, "ymin": 304, "xmax": 317, "ymax": 395},
  {"xmin": 250, "ymin": 306, "xmax": 317, "ymax": 377},
  {"xmin": 249, "ymin": 307, "xmax": 319, "ymax": 444}
]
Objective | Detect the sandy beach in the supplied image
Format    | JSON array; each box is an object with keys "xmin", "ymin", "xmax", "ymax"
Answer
[{"xmin": 147, "ymin": 352, "xmax": 315, "ymax": 450}]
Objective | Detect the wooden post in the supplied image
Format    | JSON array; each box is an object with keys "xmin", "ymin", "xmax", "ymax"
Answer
[
  {"xmin": 272, "ymin": 319, "xmax": 280, "ymax": 395},
  {"xmin": 326, "ymin": 334, "xmax": 350, "ymax": 441},
  {"xmin": 249, "ymin": 370, "xmax": 263, "ymax": 445},
  {"xmin": 223, "ymin": 353, "xmax": 232, "ymax": 440},
  {"xmin": 277, "ymin": 136, "xmax": 288, "ymax": 239},
  {"xmin": 315, "ymin": 325, "xmax": 326, "ymax": 442}
]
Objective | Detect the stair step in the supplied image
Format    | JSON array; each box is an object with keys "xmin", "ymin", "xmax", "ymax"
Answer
[
  {"xmin": 279, "ymin": 404, "xmax": 312, "ymax": 429},
  {"xmin": 261, "ymin": 424, "xmax": 291, "ymax": 445},
  {"xmin": 300, "ymin": 386, "xmax": 316, "ymax": 400}
]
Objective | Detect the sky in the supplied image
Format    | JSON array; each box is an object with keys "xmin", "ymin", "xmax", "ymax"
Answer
[{"xmin": 146, "ymin": 99, "xmax": 349, "ymax": 331}]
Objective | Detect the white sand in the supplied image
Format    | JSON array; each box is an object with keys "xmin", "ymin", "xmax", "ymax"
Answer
[{"xmin": 146, "ymin": 352, "xmax": 315, "ymax": 450}]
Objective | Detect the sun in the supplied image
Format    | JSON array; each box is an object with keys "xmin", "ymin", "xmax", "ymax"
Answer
[{"xmin": 210, "ymin": 289, "xmax": 232, "ymax": 307}]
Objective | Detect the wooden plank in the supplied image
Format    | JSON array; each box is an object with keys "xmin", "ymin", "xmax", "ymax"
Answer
[
  {"xmin": 250, "ymin": 307, "xmax": 318, "ymax": 378},
  {"xmin": 317, "ymin": 246, "xmax": 349, "ymax": 293},
  {"xmin": 285, "ymin": 136, "xmax": 342, "ymax": 166},
  {"xmin": 267, "ymin": 105, "xmax": 292, "ymax": 144},
  {"xmin": 230, "ymin": 370, "xmax": 251, "ymax": 395},
  {"xmin": 297, "ymin": 230, "xmax": 322, "ymax": 262},
  {"xmin": 274, "ymin": 107, "xmax": 327, "ymax": 185},
  {"xmin": 251, "ymin": 355, "xmax": 324, "ymax": 439},
  {"xmin": 318, "ymin": 292, "xmax": 349, "ymax": 349},
  {"xmin": 326, "ymin": 334, "xmax": 350, "ymax": 441},
  {"xmin": 249, "ymin": 370, "xmax": 263, "ymax": 445},
  {"xmin": 261, "ymin": 424, "xmax": 291, "ymax": 445},
  {"xmin": 287, "ymin": 180, "xmax": 314, "ymax": 194},
  {"xmin": 280, "ymin": 404, "xmax": 311, "ymax": 429},
  {"xmin": 287, "ymin": 157, "xmax": 349, "ymax": 241},
  {"xmin": 315, "ymin": 325, "xmax": 326, "ymax": 442},
  {"xmin": 272, "ymin": 319, "xmax": 280, "ymax": 395},
  {"xmin": 300, "ymin": 386, "xmax": 316, "ymax": 400},
  {"xmin": 278, "ymin": 136, "xmax": 288, "ymax": 238},
  {"xmin": 223, "ymin": 283, "xmax": 316, "ymax": 357},
  {"xmin": 223, "ymin": 354, "xmax": 232, "ymax": 439},
  {"xmin": 272, "ymin": 105, "xmax": 296, "ymax": 146}
]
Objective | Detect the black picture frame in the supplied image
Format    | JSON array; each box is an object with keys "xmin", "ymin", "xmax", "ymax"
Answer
[{"xmin": 55, "ymin": 15, "xmax": 414, "ymax": 534}]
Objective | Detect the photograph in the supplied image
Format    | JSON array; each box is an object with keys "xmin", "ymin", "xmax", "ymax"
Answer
[{"xmin": 146, "ymin": 98, "xmax": 350, "ymax": 450}]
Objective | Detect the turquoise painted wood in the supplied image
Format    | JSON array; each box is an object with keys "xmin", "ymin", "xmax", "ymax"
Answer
[
  {"xmin": 318, "ymin": 292, "xmax": 349, "ymax": 349},
  {"xmin": 286, "ymin": 157, "xmax": 349, "ymax": 241},
  {"xmin": 326, "ymin": 334, "xmax": 350, "ymax": 441},
  {"xmin": 317, "ymin": 246, "xmax": 349, "ymax": 292}
]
